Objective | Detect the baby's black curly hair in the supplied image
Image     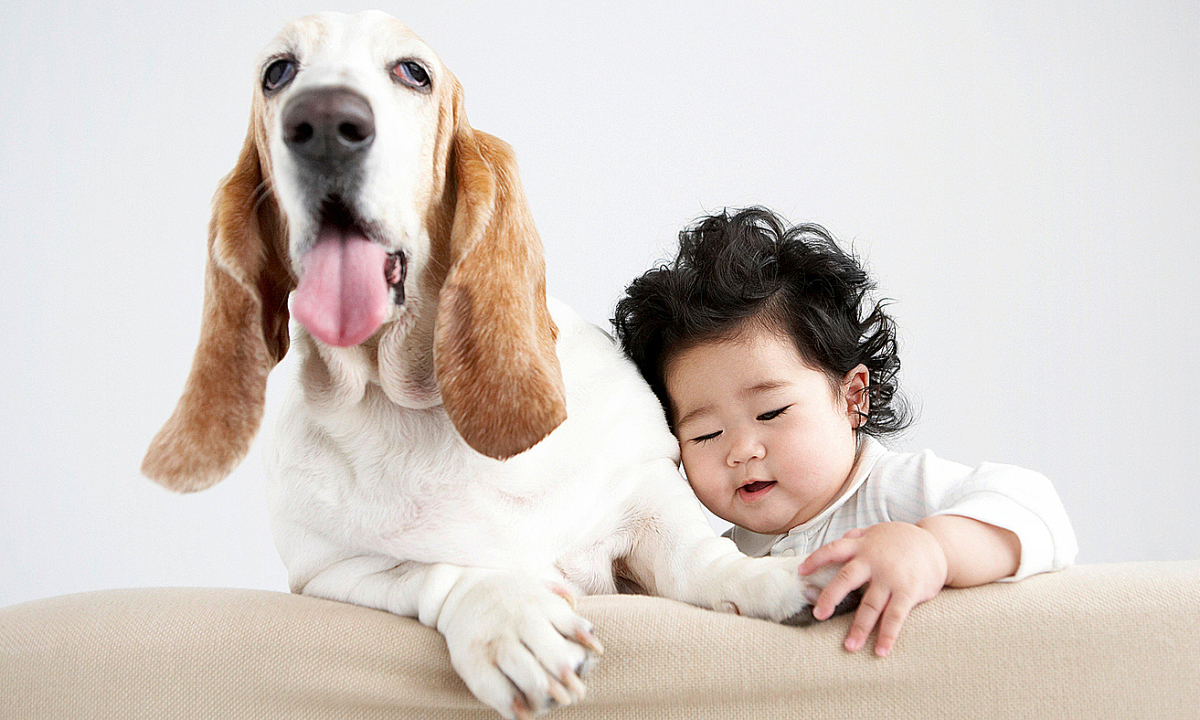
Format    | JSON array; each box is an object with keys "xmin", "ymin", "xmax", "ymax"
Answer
[{"xmin": 612, "ymin": 206, "xmax": 911, "ymax": 438}]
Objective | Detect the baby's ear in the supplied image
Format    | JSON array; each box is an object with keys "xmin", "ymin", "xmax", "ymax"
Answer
[{"xmin": 842, "ymin": 364, "xmax": 870, "ymax": 428}]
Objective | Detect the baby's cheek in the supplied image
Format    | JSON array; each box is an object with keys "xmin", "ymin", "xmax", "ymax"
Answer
[
  {"xmin": 678, "ymin": 450, "xmax": 702, "ymax": 485},
  {"xmin": 681, "ymin": 463, "xmax": 724, "ymax": 511}
]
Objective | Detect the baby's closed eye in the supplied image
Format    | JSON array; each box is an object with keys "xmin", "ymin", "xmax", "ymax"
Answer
[
  {"xmin": 688, "ymin": 430, "xmax": 722, "ymax": 444},
  {"xmin": 756, "ymin": 406, "xmax": 791, "ymax": 422}
]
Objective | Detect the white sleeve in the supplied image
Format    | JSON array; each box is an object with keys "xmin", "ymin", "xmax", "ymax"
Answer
[{"xmin": 878, "ymin": 450, "xmax": 1078, "ymax": 581}]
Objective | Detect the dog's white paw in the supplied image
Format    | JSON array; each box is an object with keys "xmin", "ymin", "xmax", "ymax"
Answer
[
  {"xmin": 440, "ymin": 575, "xmax": 602, "ymax": 719},
  {"xmin": 714, "ymin": 555, "xmax": 833, "ymax": 626}
]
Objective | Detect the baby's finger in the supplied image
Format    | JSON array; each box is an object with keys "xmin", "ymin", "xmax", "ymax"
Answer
[
  {"xmin": 799, "ymin": 537, "xmax": 859, "ymax": 576},
  {"xmin": 872, "ymin": 593, "xmax": 915, "ymax": 657},
  {"xmin": 842, "ymin": 527, "xmax": 867, "ymax": 540},
  {"xmin": 813, "ymin": 559, "xmax": 870, "ymax": 621},
  {"xmin": 844, "ymin": 584, "xmax": 891, "ymax": 653}
]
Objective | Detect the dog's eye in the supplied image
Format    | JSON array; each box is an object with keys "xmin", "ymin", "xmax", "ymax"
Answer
[
  {"xmin": 392, "ymin": 60, "xmax": 431, "ymax": 90},
  {"xmin": 263, "ymin": 58, "xmax": 297, "ymax": 93}
]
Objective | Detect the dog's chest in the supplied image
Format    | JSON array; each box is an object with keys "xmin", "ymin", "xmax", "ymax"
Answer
[{"xmin": 272, "ymin": 390, "xmax": 632, "ymax": 589}]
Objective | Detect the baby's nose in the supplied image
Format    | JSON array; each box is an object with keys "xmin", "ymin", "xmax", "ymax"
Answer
[{"xmin": 727, "ymin": 435, "xmax": 766, "ymax": 466}]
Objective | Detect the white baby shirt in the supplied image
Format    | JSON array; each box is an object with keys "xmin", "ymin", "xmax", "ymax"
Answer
[{"xmin": 727, "ymin": 436, "xmax": 1078, "ymax": 581}]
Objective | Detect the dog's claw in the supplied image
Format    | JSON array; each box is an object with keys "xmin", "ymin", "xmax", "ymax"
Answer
[
  {"xmin": 561, "ymin": 668, "xmax": 587, "ymax": 701},
  {"xmin": 548, "ymin": 583, "xmax": 576, "ymax": 609},
  {"xmin": 547, "ymin": 678, "xmax": 573, "ymax": 707},
  {"xmin": 511, "ymin": 696, "xmax": 534, "ymax": 720},
  {"xmin": 574, "ymin": 627, "xmax": 604, "ymax": 656}
]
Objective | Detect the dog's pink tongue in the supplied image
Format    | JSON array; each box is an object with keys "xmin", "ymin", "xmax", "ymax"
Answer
[{"xmin": 292, "ymin": 228, "xmax": 389, "ymax": 347}]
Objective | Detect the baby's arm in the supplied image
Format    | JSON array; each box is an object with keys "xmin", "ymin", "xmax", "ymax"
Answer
[
  {"xmin": 916, "ymin": 514, "xmax": 1020, "ymax": 587},
  {"xmin": 798, "ymin": 444, "xmax": 1078, "ymax": 657}
]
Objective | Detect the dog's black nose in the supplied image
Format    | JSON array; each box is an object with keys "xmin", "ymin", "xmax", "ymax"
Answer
[{"xmin": 282, "ymin": 88, "xmax": 375, "ymax": 167}]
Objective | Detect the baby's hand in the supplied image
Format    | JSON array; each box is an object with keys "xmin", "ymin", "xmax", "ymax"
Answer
[{"xmin": 799, "ymin": 522, "xmax": 948, "ymax": 657}]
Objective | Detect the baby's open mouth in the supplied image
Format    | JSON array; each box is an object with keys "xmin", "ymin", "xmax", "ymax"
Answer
[{"xmin": 738, "ymin": 480, "xmax": 776, "ymax": 500}]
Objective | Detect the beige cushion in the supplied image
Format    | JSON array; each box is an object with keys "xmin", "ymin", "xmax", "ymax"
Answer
[{"xmin": 2, "ymin": 561, "xmax": 1198, "ymax": 719}]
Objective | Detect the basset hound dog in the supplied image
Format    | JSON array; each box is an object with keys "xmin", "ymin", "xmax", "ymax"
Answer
[{"xmin": 143, "ymin": 11, "xmax": 824, "ymax": 719}]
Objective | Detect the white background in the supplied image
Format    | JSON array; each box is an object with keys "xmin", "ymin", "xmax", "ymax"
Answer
[{"xmin": 1, "ymin": 1, "xmax": 1196, "ymax": 608}]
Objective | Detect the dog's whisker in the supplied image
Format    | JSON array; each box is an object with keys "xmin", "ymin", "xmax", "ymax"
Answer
[{"xmin": 249, "ymin": 179, "xmax": 274, "ymax": 215}]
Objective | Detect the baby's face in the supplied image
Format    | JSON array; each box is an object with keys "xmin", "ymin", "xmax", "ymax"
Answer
[{"xmin": 664, "ymin": 324, "xmax": 862, "ymax": 536}]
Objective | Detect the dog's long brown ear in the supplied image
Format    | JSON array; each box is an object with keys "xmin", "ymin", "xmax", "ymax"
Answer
[
  {"xmin": 434, "ymin": 94, "xmax": 567, "ymax": 460},
  {"xmin": 142, "ymin": 116, "xmax": 293, "ymax": 492}
]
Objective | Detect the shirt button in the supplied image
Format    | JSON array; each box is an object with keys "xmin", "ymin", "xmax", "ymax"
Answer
[{"xmin": 779, "ymin": 548, "xmax": 796, "ymax": 557}]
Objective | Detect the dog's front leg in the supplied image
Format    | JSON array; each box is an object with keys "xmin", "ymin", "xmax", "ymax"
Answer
[
  {"xmin": 300, "ymin": 558, "xmax": 601, "ymax": 719},
  {"xmin": 623, "ymin": 459, "xmax": 827, "ymax": 625},
  {"xmin": 631, "ymin": 527, "xmax": 824, "ymax": 625}
]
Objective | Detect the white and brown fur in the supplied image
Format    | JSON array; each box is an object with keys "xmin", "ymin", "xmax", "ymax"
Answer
[{"xmin": 143, "ymin": 11, "xmax": 823, "ymax": 719}]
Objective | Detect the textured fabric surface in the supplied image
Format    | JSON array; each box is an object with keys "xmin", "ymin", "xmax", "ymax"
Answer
[{"xmin": 2, "ymin": 561, "xmax": 1197, "ymax": 719}]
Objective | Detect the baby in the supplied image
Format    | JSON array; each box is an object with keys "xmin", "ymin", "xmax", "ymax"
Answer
[{"xmin": 613, "ymin": 207, "xmax": 1077, "ymax": 656}]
